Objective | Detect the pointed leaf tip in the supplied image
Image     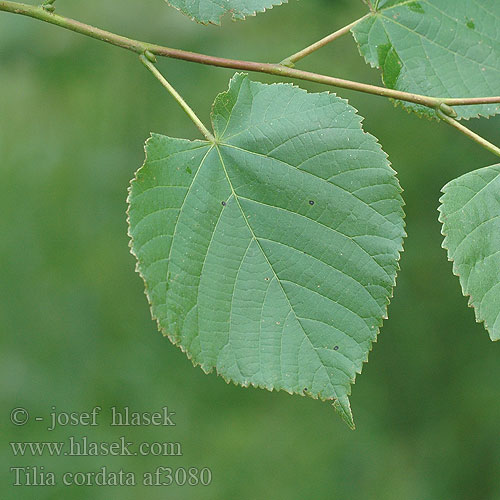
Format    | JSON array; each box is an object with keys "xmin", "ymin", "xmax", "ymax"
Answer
[{"xmin": 333, "ymin": 395, "xmax": 355, "ymax": 430}]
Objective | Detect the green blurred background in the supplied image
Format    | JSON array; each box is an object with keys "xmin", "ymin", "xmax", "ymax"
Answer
[{"xmin": 1, "ymin": 1, "xmax": 499, "ymax": 498}]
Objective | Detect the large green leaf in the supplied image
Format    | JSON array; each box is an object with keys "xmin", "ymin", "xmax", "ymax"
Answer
[
  {"xmin": 128, "ymin": 73, "xmax": 405, "ymax": 428},
  {"xmin": 439, "ymin": 164, "xmax": 500, "ymax": 341},
  {"xmin": 165, "ymin": 0, "xmax": 287, "ymax": 24},
  {"xmin": 352, "ymin": 0, "xmax": 500, "ymax": 119}
]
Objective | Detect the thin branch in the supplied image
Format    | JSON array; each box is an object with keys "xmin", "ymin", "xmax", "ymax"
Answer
[
  {"xmin": 140, "ymin": 54, "xmax": 215, "ymax": 143},
  {"xmin": 280, "ymin": 14, "xmax": 370, "ymax": 67},
  {"xmin": 442, "ymin": 96, "xmax": 500, "ymax": 107},
  {"xmin": 1, "ymin": 1, "xmax": 500, "ymax": 110},
  {"xmin": 437, "ymin": 110, "xmax": 500, "ymax": 159}
]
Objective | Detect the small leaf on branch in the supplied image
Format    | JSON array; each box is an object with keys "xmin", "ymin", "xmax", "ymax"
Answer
[
  {"xmin": 128, "ymin": 73, "xmax": 406, "ymax": 428},
  {"xmin": 165, "ymin": 0, "xmax": 288, "ymax": 25},
  {"xmin": 439, "ymin": 164, "xmax": 500, "ymax": 341}
]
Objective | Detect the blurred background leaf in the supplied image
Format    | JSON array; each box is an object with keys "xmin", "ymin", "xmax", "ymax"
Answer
[{"xmin": 1, "ymin": 0, "xmax": 499, "ymax": 498}]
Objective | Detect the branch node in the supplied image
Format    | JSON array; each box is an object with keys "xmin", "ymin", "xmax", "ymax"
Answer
[
  {"xmin": 279, "ymin": 58, "xmax": 295, "ymax": 68},
  {"xmin": 42, "ymin": 0, "xmax": 55, "ymax": 12},
  {"xmin": 143, "ymin": 50, "xmax": 157, "ymax": 64},
  {"xmin": 438, "ymin": 102, "xmax": 457, "ymax": 118}
]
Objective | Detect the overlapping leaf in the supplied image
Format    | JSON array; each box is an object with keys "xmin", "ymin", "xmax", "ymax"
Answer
[
  {"xmin": 439, "ymin": 164, "xmax": 500, "ymax": 341},
  {"xmin": 128, "ymin": 73, "xmax": 405, "ymax": 427},
  {"xmin": 352, "ymin": 0, "xmax": 500, "ymax": 119},
  {"xmin": 165, "ymin": 0, "xmax": 287, "ymax": 24}
]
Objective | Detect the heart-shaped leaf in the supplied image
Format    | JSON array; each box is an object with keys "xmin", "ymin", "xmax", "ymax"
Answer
[{"xmin": 128, "ymin": 73, "xmax": 405, "ymax": 428}]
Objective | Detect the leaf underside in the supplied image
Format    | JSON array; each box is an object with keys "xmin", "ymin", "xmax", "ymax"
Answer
[
  {"xmin": 439, "ymin": 164, "xmax": 500, "ymax": 341},
  {"xmin": 165, "ymin": 0, "xmax": 287, "ymax": 25},
  {"xmin": 128, "ymin": 73, "xmax": 406, "ymax": 428},
  {"xmin": 352, "ymin": 0, "xmax": 500, "ymax": 119}
]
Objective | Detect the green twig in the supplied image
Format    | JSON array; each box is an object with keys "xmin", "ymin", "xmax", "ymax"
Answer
[
  {"xmin": 140, "ymin": 54, "xmax": 215, "ymax": 143},
  {"xmin": 1, "ymin": 1, "xmax": 500, "ymax": 111},
  {"xmin": 280, "ymin": 14, "xmax": 370, "ymax": 67},
  {"xmin": 437, "ymin": 110, "xmax": 500, "ymax": 158}
]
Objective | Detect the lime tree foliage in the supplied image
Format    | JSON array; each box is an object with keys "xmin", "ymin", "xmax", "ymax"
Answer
[
  {"xmin": 0, "ymin": 0, "xmax": 497, "ymax": 427},
  {"xmin": 123, "ymin": 0, "xmax": 500, "ymax": 427},
  {"xmin": 124, "ymin": 0, "xmax": 500, "ymax": 428},
  {"xmin": 128, "ymin": 74, "xmax": 405, "ymax": 428},
  {"xmin": 352, "ymin": 0, "xmax": 500, "ymax": 119}
]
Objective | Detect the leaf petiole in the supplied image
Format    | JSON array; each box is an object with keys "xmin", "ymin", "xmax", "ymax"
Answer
[
  {"xmin": 437, "ymin": 110, "xmax": 500, "ymax": 159},
  {"xmin": 140, "ymin": 54, "xmax": 215, "ymax": 143},
  {"xmin": 279, "ymin": 14, "xmax": 370, "ymax": 68}
]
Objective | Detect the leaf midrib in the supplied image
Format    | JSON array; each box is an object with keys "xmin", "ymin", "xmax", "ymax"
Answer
[{"xmin": 214, "ymin": 143, "xmax": 340, "ymax": 398}]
